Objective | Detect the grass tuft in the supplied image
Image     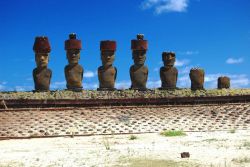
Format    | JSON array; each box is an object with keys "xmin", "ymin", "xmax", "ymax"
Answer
[
  {"xmin": 116, "ymin": 158, "xmax": 201, "ymax": 167},
  {"xmin": 160, "ymin": 130, "xmax": 186, "ymax": 137},
  {"xmin": 229, "ymin": 129, "xmax": 236, "ymax": 133},
  {"xmin": 129, "ymin": 135, "xmax": 138, "ymax": 140},
  {"xmin": 232, "ymin": 156, "xmax": 250, "ymax": 163}
]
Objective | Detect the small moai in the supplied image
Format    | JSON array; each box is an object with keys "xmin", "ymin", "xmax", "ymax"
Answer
[
  {"xmin": 218, "ymin": 76, "xmax": 230, "ymax": 89},
  {"xmin": 160, "ymin": 51, "xmax": 178, "ymax": 90},
  {"xmin": 97, "ymin": 40, "xmax": 117, "ymax": 91},
  {"xmin": 64, "ymin": 33, "xmax": 84, "ymax": 91},
  {"xmin": 130, "ymin": 34, "xmax": 148, "ymax": 91},
  {"xmin": 32, "ymin": 36, "xmax": 52, "ymax": 91},
  {"xmin": 189, "ymin": 68, "xmax": 205, "ymax": 90}
]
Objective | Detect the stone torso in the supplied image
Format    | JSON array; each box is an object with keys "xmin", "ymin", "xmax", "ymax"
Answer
[
  {"xmin": 33, "ymin": 67, "xmax": 52, "ymax": 91},
  {"xmin": 65, "ymin": 64, "xmax": 83, "ymax": 89},
  {"xmin": 130, "ymin": 65, "xmax": 148, "ymax": 89},
  {"xmin": 98, "ymin": 66, "xmax": 117, "ymax": 89},
  {"xmin": 160, "ymin": 66, "xmax": 178, "ymax": 89}
]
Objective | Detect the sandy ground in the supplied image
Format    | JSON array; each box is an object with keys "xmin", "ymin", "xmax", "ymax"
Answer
[{"xmin": 0, "ymin": 130, "xmax": 250, "ymax": 167}]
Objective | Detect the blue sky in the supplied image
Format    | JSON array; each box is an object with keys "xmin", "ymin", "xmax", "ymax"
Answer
[{"xmin": 0, "ymin": 0, "xmax": 249, "ymax": 91}]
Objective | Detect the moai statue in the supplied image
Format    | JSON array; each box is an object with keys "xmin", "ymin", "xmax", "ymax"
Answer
[
  {"xmin": 218, "ymin": 76, "xmax": 230, "ymax": 89},
  {"xmin": 33, "ymin": 36, "xmax": 52, "ymax": 91},
  {"xmin": 160, "ymin": 51, "xmax": 178, "ymax": 90},
  {"xmin": 97, "ymin": 40, "xmax": 117, "ymax": 91},
  {"xmin": 64, "ymin": 33, "xmax": 83, "ymax": 91},
  {"xmin": 189, "ymin": 68, "xmax": 205, "ymax": 91},
  {"xmin": 130, "ymin": 34, "xmax": 148, "ymax": 91}
]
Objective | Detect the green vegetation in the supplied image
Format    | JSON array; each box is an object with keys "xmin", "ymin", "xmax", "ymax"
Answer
[
  {"xmin": 243, "ymin": 141, "xmax": 250, "ymax": 148},
  {"xmin": 102, "ymin": 137, "xmax": 111, "ymax": 150},
  {"xmin": 160, "ymin": 130, "xmax": 186, "ymax": 137},
  {"xmin": 232, "ymin": 156, "xmax": 250, "ymax": 163},
  {"xmin": 202, "ymin": 138, "xmax": 219, "ymax": 143},
  {"xmin": 116, "ymin": 158, "xmax": 201, "ymax": 167},
  {"xmin": 229, "ymin": 129, "xmax": 236, "ymax": 133},
  {"xmin": 129, "ymin": 135, "xmax": 138, "ymax": 140},
  {"xmin": 0, "ymin": 89, "xmax": 250, "ymax": 100}
]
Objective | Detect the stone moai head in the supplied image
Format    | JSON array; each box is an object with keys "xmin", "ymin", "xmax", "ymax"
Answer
[
  {"xmin": 162, "ymin": 51, "xmax": 176, "ymax": 67},
  {"xmin": 131, "ymin": 34, "xmax": 148, "ymax": 66},
  {"xmin": 100, "ymin": 40, "xmax": 116, "ymax": 67},
  {"xmin": 218, "ymin": 76, "xmax": 230, "ymax": 89},
  {"xmin": 33, "ymin": 36, "xmax": 51, "ymax": 68},
  {"xmin": 65, "ymin": 33, "xmax": 82, "ymax": 65},
  {"xmin": 189, "ymin": 68, "xmax": 205, "ymax": 91}
]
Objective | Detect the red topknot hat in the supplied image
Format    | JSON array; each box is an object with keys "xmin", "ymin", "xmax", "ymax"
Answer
[
  {"xmin": 131, "ymin": 34, "xmax": 148, "ymax": 51},
  {"xmin": 100, "ymin": 40, "xmax": 116, "ymax": 51},
  {"xmin": 65, "ymin": 33, "xmax": 82, "ymax": 50},
  {"xmin": 33, "ymin": 36, "xmax": 51, "ymax": 53}
]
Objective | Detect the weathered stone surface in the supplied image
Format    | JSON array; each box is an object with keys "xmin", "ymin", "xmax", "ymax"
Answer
[
  {"xmin": 33, "ymin": 67, "xmax": 52, "ymax": 91},
  {"xmin": 218, "ymin": 76, "xmax": 230, "ymax": 89},
  {"xmin": 190, "ymin": 68, "xmax": 205, "ymax": 91},
  {"xmin": 33, "ymin": 36, "xmax": 52, "ymax": 91},
  {"xmin": 130, "ymin": 34, "xmax": 148, "ymax": 90},
  {"xmin": 64, "ymin": 34, "xmax": 83, "ymax": 91},
  {"xmin": 160, "ymin": 52, "xmax": 178, "ymax": 89},
  {"xmin": 0, "ymin": 103, "xmax": 249, "ymax": 137},
  {"xmin": 65, "ymin": 64, "xmax": 83, "ymax": 91},
  {"xmin": 98, "ymin": 41, "xmax": 117, "ymax": 90}
]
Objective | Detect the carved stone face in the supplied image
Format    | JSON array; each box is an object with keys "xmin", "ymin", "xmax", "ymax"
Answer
[
  {"xmin": 133, "ymin": 50, "xmax": 146, "ymax": 66},
  {"xmin": 35, "ymin": 53, "xmax": 49, "ymax": 68},
  {"xmin": 67, "ymin": 49, "xmax": 80, "ymax": 65},
  {"xmin": 163, "ymin": 54, "xmax": 175, "ymax": 67},
  {"xmin": 101, "ymin": 51, "xmax": 115, "ymax": 67}
]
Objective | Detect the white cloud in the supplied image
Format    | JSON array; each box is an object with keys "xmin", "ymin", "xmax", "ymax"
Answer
[
  {"xmin": 179, "ymin": 50, "xmax": 199, "ymax": 55},
  {"xmin": 141, "ymin": 0, "xmax": 188, "ymax": 14},
  {"xmin": 84, "ymin": 83, "xmax": 98, "ymax": 90},
  {"xmin": 50, "ymin": 81, "xmax": 66, "ymax": 90},
  {"xmin": 179, "ymin": 66, "xmax": 192, "ymax": 74},
  {"xmin": 226, "ymin": 58, "xmax": 244, "ymax": 64},
  {"xmin": 0, "ymin": 81, "xmax": 7, "ymax": 91},
  {"xmin": 175, "ymin": 59, "xmax": 190, "ymax": 67},
  {"xmin": 84, "ymin": 70, "xmax": 96, "ymax": 78},
  {"xmin": 205, "ymin": 73, "xmax": 249, "ymax": 89},
  {"xmin": 177, "ymin": 75, "xmax": 190, "ymax": 88},
  {"xmin": 116, "ymin": 81, "xmax": 131, "ymax": 89},
  {"xmin": 147, "ymin": 80, "xmax": 161, "ymax": 88},
  {"xmin": 0, "ymin": 84, "xmax": 5, "ymax": 90},
  {"xmin": 175, "ymin": 72, "xmax": 250, "ymax": 89},
  {"xmin": 14, "ymin": 86, "xmax": 33, "ymax": 91}
]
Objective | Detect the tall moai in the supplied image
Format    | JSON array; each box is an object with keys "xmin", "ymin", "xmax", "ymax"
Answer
[
  {"xmin": 32, "ymin": 36, "xmax": 52, "ymax": 91},
  {"xmin": 160, "ymin": 51, "xmax": 178, "ymax": 90},
  {"xmin": 189, "ymin": 68, "xmax": 205, "ymax": 90},
  {"xmin": 218, "ymin": 76, "xmax": 230, "ymax": 89},
  {"xmin": 97, "ymin": 40, "xmax": 117, "ymax": 91},
  {"xmin": 130, "ymin": 34, "xmax": 148, "ymax": 91},
  {"xmin": 64, "ymin": 33, "xmax": 84, "ymax": 91}
]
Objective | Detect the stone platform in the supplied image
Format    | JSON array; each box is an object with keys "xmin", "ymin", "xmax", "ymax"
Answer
[{"xmin": 0, "ymin": 103, "xmax": 249, "ymax": 138}]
